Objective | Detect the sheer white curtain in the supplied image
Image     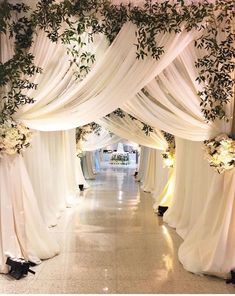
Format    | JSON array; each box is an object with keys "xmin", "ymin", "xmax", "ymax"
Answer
[
  {"xmin": 0, "ymin": 155, "xmax": 59, "ymax": 273},
  {"xmin": 136, "ymin": 146, "xmax": 149, "ymax": 183},
  {"xmin": 141, "ymin": 148, "xmax": 157, "ymax": 192},
  {"xmin": 1, "ymin": 22, "xmax": 196, "ymax": 130},
  {"xmin": 167, "ymin": 138, "xmax": 235, "ymax": 278},
  {"xmin": 139, "ymin": 147, "xmax": 173, "ymax": 211},
  {"xmin": 75, "ymin": 157, "xmax": 90, "ymax": 189},
  {"xmin": 164, "ymin": 138, "xmax": 213, "ymax": 237},
  {"xmin": 152, "ymin": 149, "xmax": 170, "ymax": 209},
  {"xmin": 77, "ymin": 127, "xmax": 121, "ymax": 182},
  {"xmin": 93, "ymin": 150, "xmax": 101, "ymax": 173},
  {"xmin": 79, "ymin": 127, "xmax": 121, "ymax": 151},
  {"xmin": 97, "ymin": 113, "xmax": 167, "ymax": 150},
  {"xmin": 152, "ymin": 149, "xmax": 169, "ymax": 199},
  {"xmin": 23, "ymin": 129, "xmax": 78, "ymax": 227},
  {"xmin": 81, "ymin": 152, "xmax": 96, "ymax": 180},
  {"xmin": 123, "ymin": 61, "xmax": 220, "ymax": 140}
]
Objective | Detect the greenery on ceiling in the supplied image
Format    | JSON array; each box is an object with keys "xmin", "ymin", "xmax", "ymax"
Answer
[
  {"xmin": 0, "ymin": 0, "xmax": 234, "ymax": 124},
  {"xmin": 162, "ymin": 131, "xmax": 175, "ymax": 147}
]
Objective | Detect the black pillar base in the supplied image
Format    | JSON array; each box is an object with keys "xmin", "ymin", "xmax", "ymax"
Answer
[
  {"xmin": 78, "ymin": 184, "xmax": 84, "ymax": 191},
  {"xmin": 6, "ymin": 257, "xmax": 35, "ymax": 280},
  {"xmin": 157, "ymin": 206, "xmax": 168, "ymax": 216},
  {"xmin": 226, "ymin": 270, "xmax": 235, "ymax": 284}
]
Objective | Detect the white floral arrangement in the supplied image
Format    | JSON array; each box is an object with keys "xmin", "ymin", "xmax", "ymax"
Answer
[
  {"xmin": 110, "ymin": 152, "xmax": 129, "ymax": 164},
  {"xmin": 0, "ymin": 118, "xmax": 32, "ymax": 157},
  {"xmin": 161, "ymin": 131, "xmax": 175, "ymax": 168},
  {"xmin": 161, "ymin": 147, "xmax": 175, "ymax": 168},
  {"xmin": 204, "ymin": 134, "xmax": 235, "ymax": 174}
]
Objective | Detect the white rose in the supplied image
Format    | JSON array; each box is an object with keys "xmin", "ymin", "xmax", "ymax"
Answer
[
  {"xmin": 5, "ymin": 148, "xmax": 17, "ymax": 155},
  {"xmin": 5, "ymin": 128, "xmax": 19, "ymax": 141}
]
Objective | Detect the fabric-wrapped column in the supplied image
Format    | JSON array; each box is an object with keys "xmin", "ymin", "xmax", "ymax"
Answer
[{"xmin": 0, "ymin": 154, "xmax": 59, "ymax": 273}]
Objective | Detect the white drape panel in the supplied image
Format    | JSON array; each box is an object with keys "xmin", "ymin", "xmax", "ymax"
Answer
[
  {"xmin": 178, "ymin": 140, "xmax": 235, "ymax": 277},
  {"xmin": 1, "ymin": 23, "xmax": 196, "ymax": 130},
  {"xmin": 152, "ymin": 149, "xmax": 169, "ymax": 199},
  {"xmin": 135, "ymin": 146, "xmax": 142, "ymax": 177},
  {"xmin": 79, "ymin": 127, "xmax": 121, "ymax": 151},
  {"xmin": 164, "ymin": 138, "xmax": 235, "ymax": 277},
  {"xmin": 136, "ymin": 146, "xmax": 150, "ymax": 183},
  {"xmin": 141, "ymin": 148, "xmax": 157, "ymax": 192},
  {"xmin": 23, "ymin": 132, "xmax": 58, "ymax": 226},
  {"xmin": 123, "ymin": 43, "xmax": 232, "ymax": 141},
  {"xmin": 93, "ymin": 150, "xmax": 101, "ymax": 173},
  {"xmin": 0, "ymin": 155, "xmax": 59, "ymax": 273},
  {"xmin": 140, "ymin": 147, "xmax": 173, "ymax": 210},
  {"xmin": 75, "ymin": 157, "xmax": 90, "ymax": 188},
  {"xmin": 97, "ymin": 115, "xmax": 167, "ymax": 150},
  {"xmin": 179, "ymin": 170, "xmax": 235, "ymax": 277},
  {"xmin": 152, "ymin": 149, "xmax": 170, "ymax": 208},
  {"xmin": 81, "ymin": 152, "xmax": 96, "ymax": 180},
  {"xmin": 61, "ymin": 130, "xmax": 81, "ymax": 204},
  {"xmin": 153, "ymin": 168, "xmax": 175, "ymax": 210},
  {"xmin": 24, "ymin": 129, "xmax": 78, "ymax": 226},
  {"xmin": 164, "ymin": 138, "xmax": 214, "ymax": 238}
]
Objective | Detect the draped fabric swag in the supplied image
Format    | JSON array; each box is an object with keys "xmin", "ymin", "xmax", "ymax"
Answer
[
  {"xmin": 78, "ymin": 128, "xmax": 121, "ymax": 152},
  {"xmin": 97, "ymin": 114, "xmax": 167, "ymax": 150},
  {"xmin": 2, "ymin": 22, "xmax": 196, "ymax": 130}
]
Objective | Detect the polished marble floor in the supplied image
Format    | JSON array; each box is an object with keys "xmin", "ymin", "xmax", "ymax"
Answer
[{"xmin": 0, "ymin": 165, "xmax": 234, "ymax": 293}]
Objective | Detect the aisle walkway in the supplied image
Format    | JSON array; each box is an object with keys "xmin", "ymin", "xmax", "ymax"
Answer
[{"xmin": 0, "ymin": 166, "xmax": 234, "ymax": 293}]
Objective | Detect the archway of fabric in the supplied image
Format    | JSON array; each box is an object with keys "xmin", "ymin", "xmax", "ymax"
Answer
[
  {"xmin": 0, "ymin": 7, "xmax": 234, "ymax": 278},
  {"xmin": 78, "ymin": 123, "xmax": 169, "ymax": 196},
  {"xmin": 79, "ymin": 120, "xmax": 174, "ymax": 219},
  {"xmin": 97, "ymin": 112, "xmax": 168, "ymax": 150}
]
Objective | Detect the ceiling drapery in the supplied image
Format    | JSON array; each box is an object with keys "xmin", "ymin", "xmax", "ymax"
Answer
[
  {"xmin": 1, "ymin": 22, "xmax": 196, "ymax": 131},
  {"xmin": 78, "ymin": 127, "xmax": 121, "ymax": 151},
  {"xmin": 97, "ymin": 112, "xmax": 168, "ymax": 150},
  {"xmin": 123, "ymin": 41, "xmax": 233, "ymax": 141}
]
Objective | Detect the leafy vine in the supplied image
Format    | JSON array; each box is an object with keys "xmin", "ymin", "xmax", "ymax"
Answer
[
  {"xmin": 0, "ymin": 0, "xmax": 234, "ymax": 124},
  {"xmin": 0, "ymin": 1, "xmax": 41, "ymax": 122}
]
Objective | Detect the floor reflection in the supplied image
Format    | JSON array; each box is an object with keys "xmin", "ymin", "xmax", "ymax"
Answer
[{"xmin": 0, "ymin": 165, "xmax": 233, "ymax": 293}]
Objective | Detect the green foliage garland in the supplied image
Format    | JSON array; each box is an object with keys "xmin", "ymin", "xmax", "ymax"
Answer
[
  {"xmin": 0, "ymin": 1, "xmax": 41, "ymax": 122},
  {"xmin": 0, "ymin": 0, "xmax": 234, "ymax": 124},
  {"xmin": 194, "ymin": 0, "xmax": 235, "ymax": 121}
]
